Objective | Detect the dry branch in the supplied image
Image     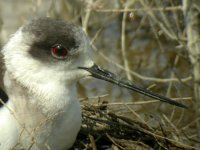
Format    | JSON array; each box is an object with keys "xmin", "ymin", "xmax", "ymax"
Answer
[{"xmin": 72, "ymin": 103, "xmax": 199, "ymax": 150}]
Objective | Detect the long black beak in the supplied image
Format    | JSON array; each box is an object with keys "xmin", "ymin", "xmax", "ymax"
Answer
[{"xmin": 79, "ymin": 64, "xmax": 188, "ymax": 109}]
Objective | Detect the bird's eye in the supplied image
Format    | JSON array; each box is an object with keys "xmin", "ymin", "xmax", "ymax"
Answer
[{"xmin": 51, "ymin": 44, "xmax": 68, "ymax": 59}]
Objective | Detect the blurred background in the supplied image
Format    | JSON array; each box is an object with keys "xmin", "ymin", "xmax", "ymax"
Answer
[{"xmin": 0, "ymin": 0, "xmax": 199, "ymax": 146}]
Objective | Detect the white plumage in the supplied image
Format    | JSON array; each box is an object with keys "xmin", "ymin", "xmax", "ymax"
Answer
[{"xmin": 0, "ymin": 17, "xmax": 93, "ymax": 150}]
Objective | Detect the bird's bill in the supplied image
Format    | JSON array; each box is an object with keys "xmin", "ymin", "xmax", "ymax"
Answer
[{"xmin": 78, "ymin": 64, "xmax": 187, "ymax": 109}]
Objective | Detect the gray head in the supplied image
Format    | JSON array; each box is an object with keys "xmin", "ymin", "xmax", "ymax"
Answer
[
  {"xmin": 2, "ymin": 17, "xmax": 187, "ymax": 108},
  {"xmin": 2, "ymin": 17, "xmax": 93, "ymax": 87},
  {"xmin": 22, "ymin": 17, "xmax": 87, "ymax": 62}
]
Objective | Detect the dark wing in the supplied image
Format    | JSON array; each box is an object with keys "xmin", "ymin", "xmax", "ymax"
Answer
[
  {"xmin": 0, "ymin": 88, "xmax": 8, "ymax": 106},
  {"xmin": 0, "ymin": 51, "xmax": 8, "ymax": 107}
]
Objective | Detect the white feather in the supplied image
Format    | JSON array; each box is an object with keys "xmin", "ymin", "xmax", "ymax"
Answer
[{"xmin": 0, "ymin": 19, "xmax": 94, "ymax": 150}]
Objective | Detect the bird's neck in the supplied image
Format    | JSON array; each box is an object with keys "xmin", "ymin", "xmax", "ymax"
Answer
[{"xmin": 4, "ymin": 71, "xmax": 78, "ymax": 120}]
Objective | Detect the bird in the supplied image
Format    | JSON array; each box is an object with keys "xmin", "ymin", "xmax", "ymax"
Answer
[{"xmin": 0, "ymin": 17, "xmax": 187, "ymax": 150}]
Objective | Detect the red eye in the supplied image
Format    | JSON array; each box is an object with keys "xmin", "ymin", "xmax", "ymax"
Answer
[{"xmin": 51, "ymin": 44, "xmax": 68, "ymax": 59}]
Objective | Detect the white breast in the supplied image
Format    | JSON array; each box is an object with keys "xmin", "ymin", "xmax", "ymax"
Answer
[
  {"xmin": 0, "ymin": 101, "xmax": 19, "ymax": 150},
  {"xmin": 0, "ymin": 71, "xmax": 82, "ymax": 150}
]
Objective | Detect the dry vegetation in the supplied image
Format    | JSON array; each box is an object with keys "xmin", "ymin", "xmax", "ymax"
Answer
[
  {"xmin": 72, "ymin": 103, "xmax": 198, "ymax": 149},
  {"xmin": 0, "ymin": 0, "xmax": 200, "ymax": 149}
]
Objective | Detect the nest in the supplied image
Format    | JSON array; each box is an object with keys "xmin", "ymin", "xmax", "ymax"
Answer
[{"xmin": 72, "ymin": 102, "xmax": 199, "ymax": 150}]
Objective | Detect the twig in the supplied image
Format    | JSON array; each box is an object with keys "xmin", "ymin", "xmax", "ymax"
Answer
[
  {"xmin": 89, "ymin": 134, "xmax": 97, "ymax": 150},
  {"xmin": 89, "ymin": 6, "xmax": 182, "ymax": 13},
  {"xmin": 82, "ymin": 0, "xmax": 93, "ymax": 33},
  {"xmin": 81, "ymin": 97, "xmax": 191, "ymax": 106},
  {"xmin": 121, "ymin": 1, "xmax": 134, "ymax": 81}
]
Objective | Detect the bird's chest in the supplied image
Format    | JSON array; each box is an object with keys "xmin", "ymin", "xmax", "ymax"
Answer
[
  {"xmin": 16, "ymin": 98, "xmax": 82, "ymax": 150},
  {"xmin": 4, "ymin": 73, "xmax": 82, "ymax": 149}
]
